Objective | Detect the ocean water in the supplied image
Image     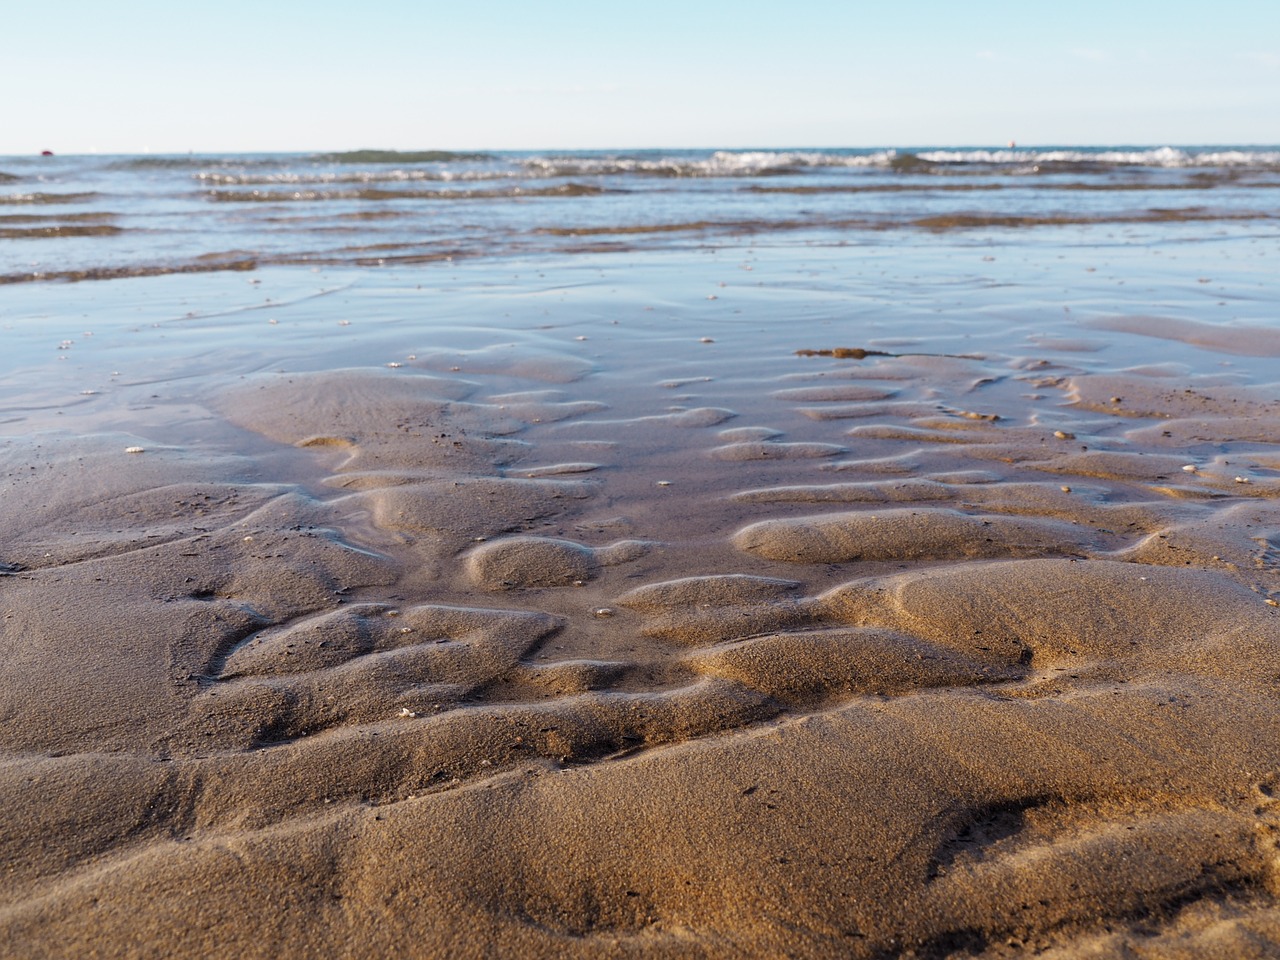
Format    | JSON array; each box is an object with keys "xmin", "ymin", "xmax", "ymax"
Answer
[{"xmin": 2, "ymin": 146, "xmax": 1278, "ymax": 283}]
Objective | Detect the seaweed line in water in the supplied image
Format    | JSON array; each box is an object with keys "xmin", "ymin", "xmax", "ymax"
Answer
[{"xmin": 795, "ymin": 347, "xmax": 979, "ymax": 360}]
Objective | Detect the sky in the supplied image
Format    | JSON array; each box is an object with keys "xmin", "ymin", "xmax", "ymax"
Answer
[{"xmin": 5, "ymin": 0, "xmax": 1279, "ymax": 154}]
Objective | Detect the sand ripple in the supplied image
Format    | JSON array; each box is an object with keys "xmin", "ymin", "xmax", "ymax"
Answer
[{"xmin": 6, "ymin": 294, "xmax": 1280, "ymax": 957}]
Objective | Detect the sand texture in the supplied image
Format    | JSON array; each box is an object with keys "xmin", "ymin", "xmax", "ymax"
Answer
[{"xmin": 3, "ymin": 248, "xmax": 1280, "ymax": 959}]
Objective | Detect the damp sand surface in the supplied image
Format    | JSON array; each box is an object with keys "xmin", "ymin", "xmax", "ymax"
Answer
[{"xmin": 3, "ymin": 234, "xmax": 1280, "ymax": 958}]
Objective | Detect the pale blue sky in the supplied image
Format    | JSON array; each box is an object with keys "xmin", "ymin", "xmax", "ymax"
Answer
[{"xmin": 5, "ymin": 0, "xmax": 1278, "ymax": 154}]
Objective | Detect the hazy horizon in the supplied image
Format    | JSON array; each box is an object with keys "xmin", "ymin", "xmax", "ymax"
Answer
[
  {"xmin": 7, "ymin": 0, "xmax": 1277, "ymax": 156},
  {"xmin": 8, "ymin": 142, "xmax": 1280, "ymax": 160}
]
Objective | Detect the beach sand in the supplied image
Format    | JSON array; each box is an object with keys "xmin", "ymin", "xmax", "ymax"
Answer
[{"xmin": 3, "ymin": 244, "xmax": 1280, "ymax": 958}]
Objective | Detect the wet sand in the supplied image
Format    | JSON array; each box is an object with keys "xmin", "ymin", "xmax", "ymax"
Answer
[{"xmin": 3, "ymin": 239, "xmax": 1280, "ymax": 958}]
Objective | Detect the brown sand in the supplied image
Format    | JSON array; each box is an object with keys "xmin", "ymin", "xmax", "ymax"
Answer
[{"xmin": 3, "ymin": 259, "xmax": 1280, "ymax": 959}]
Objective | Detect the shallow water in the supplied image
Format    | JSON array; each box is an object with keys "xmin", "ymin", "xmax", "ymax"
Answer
[
  {"xmin": 3, "ymin": 215, "xmax": 1276, "ymax": 409},
  {"xmin": 2, "ymin": 145, "xmax": 1278, "ymax": 283}
]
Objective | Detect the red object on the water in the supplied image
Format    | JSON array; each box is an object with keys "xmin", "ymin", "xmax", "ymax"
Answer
[{"xmin": 41, "ymin": 150, "xmax": 54, "ymax": 156}]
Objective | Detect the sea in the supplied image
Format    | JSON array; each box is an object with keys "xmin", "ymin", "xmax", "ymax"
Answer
[{"xmin": 3, "ymin": 146, "xmax": 1279, "ymax": 283}]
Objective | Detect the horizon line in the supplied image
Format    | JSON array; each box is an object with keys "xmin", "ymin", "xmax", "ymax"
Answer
[{"xmin": 6, "ymin": 141, "xmax": 1280, "ymax": 158}]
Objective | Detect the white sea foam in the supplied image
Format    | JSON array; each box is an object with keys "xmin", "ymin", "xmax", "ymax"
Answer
[
  {"xmin": 915, "ymin": 147, "xmax": 1280, "ymax": 167},
  {"xmin": 519, "ymin": 150, "xmax": 897, "ymax": 178},
  {"xmin": 187, "ymin": 148, "xmax": 1280, "ymax": 189}
]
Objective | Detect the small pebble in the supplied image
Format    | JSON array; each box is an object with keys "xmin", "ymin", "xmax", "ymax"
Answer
[
  {"xmin": 575, "ymin": 336, "xmax": 588, "ymax": 341},
  {"xmin": 268, "ymin": 318, "xmax": 278, "ymax": 325},
  {"xmin": 593, "ymin": 608, "xmax": 614, "ymax": 617},
  {"xmin": 338, "ymin": 320, "xmax": 351, "ymax": 326},
  {"xmin": 387, "ymin": 362, "xmax": 402, "ymax": 368},
  {"xmin": 1235, "ymin": 476, "xmax": 1251, "ymax": 484},
  {"xmin": 1267, "ymin": 599, "xmax": 1279, "ymax": 607},
  {"xmin": 398, "ymin": 707, "xmax": 418, "ymax": 718},
  {"xmin": 1182, "ymin": 464, "xmax": 1197, "ymax": 473},
  {"xmin": 1053, "ymin": 430, "xmax": 1075, "ymax": 440},
  {"xmin": 656, "ymin": 480, "xmax": 671, "ymax": 486},
  {"xmin": 1060, "ymin": 486, "xmax": 1071, "ymax": 493},
  {"xmin": 125, "ymin": 446, "xmax": 145, "ymax": 454}
]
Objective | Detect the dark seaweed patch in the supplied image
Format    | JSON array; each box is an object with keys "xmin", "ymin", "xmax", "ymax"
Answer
[
  {"xmin": 0, "ymin": 258, "xmax": 258, "ymax": 285},
  {"xmin": 794, "ymin": 347, "xmax": 891, "ymax": 360},
  {"xmin": 0, "ymin": 212, "xmax": 117, "ymax": 224},
  {"xmin": 910, "ymin": 209, "xmax": 1275, "ymax": 229},
  {"xmin": 888, "ymin": 152, "xmax": 939, "ymax": 173},
  {"xmin": 0, "ymin": 192, "xmax": 99, "ymax": 205},
  {"xmin": 0, "ymin": 224, "xmax": 124, "ymax": 239}
]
